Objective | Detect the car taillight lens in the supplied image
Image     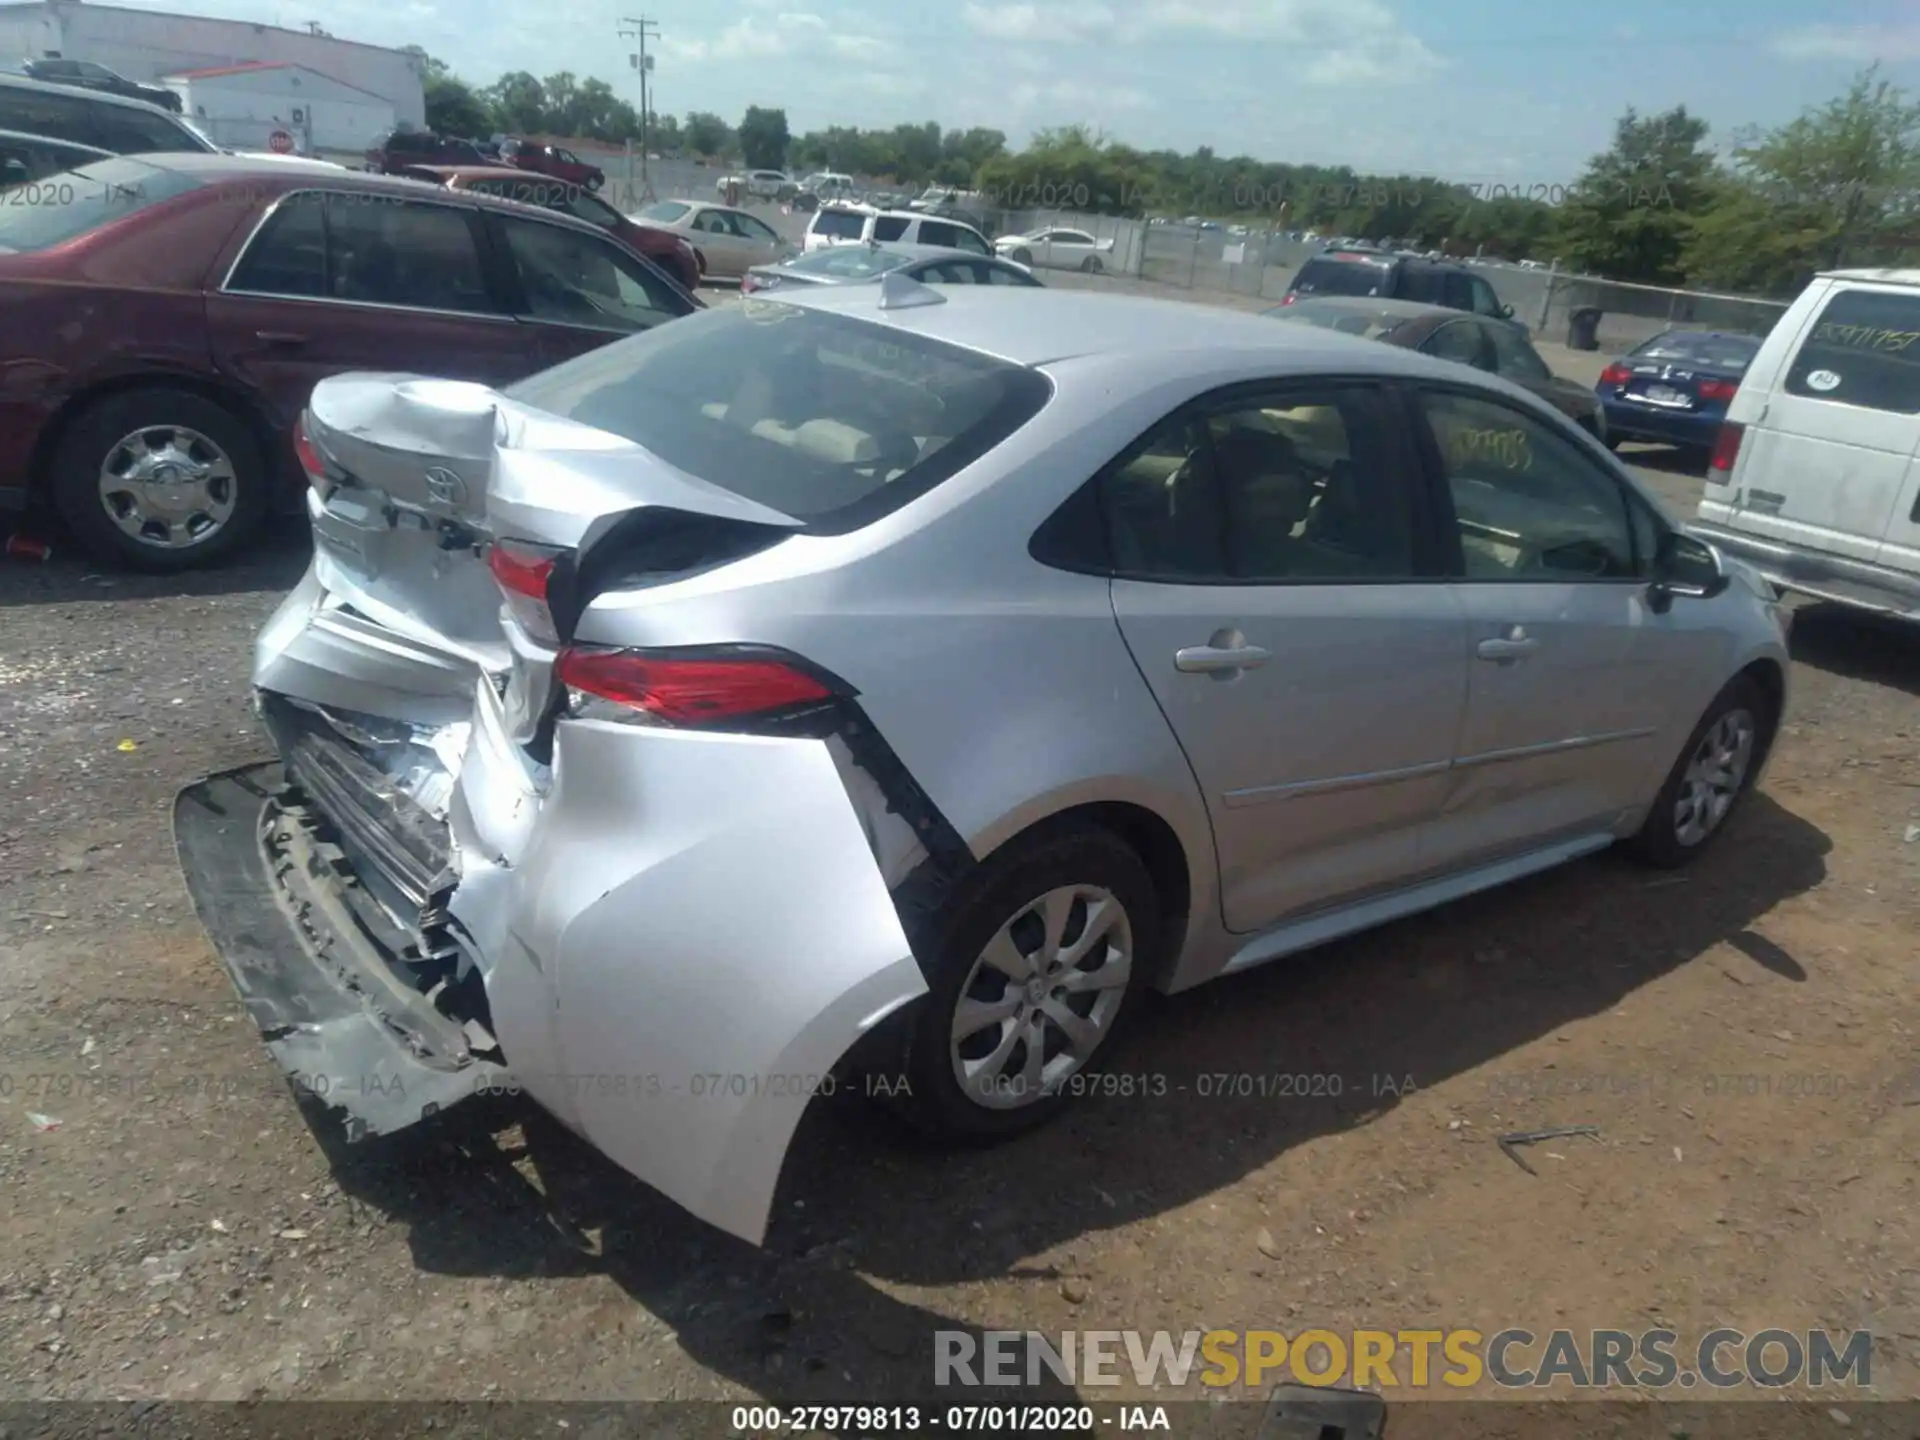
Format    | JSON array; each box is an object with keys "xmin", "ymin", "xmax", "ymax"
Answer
[
  {"xmin": 556, "ymin": 646, "xmax": 838, "ymax": 728},
  {"xmin": 1708, "ymin": 422, "xmax": 1744, "ymax": 482},
  {"xmin": 1599, "ymin": 364, "xmax": 1631, "ymax": 386},
  {"xmin": 1698, "ymin": 379, "xmax": 1738, "ymax": 402},
  {"xmin": 488, "ymin": 538, "xmax": 566, "ymax": 643},
  {"xmin": 292, "ymin": 418, "xmax": 326, "ymax": 486},
  {"xmin": 1279, "ymin": 292, "xmax": 1297, "ymax": 305}
]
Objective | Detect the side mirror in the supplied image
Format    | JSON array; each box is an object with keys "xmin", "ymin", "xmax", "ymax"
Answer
[{"xmin": 1648, "ymin": 530, "xmax": 1730, "ymax": 612}]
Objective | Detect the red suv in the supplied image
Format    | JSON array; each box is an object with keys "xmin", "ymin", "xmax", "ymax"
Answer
[
  {"xmin": 499, "ymin": 138, "xmax": 606, "ymax": 192},
  {"xmin": 396, "ymin": 164, "xmax": 699, "ymax": 291},
  {"xmin": 0, "ymin": 152, "xmax": 697, "ymax": 570}
]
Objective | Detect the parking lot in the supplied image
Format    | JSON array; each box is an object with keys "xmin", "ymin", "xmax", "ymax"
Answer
[{"xmin": 3, "ymin": 208, "xmax": 1919, "ymax": 1414}]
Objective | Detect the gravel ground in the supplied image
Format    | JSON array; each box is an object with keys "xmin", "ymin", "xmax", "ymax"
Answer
[{"xmin": 2, "ymin": 278, "xmax": 1918, "ymax": 1421}]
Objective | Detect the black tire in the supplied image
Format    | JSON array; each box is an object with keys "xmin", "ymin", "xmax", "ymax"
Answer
[
  {"xmin": 50, "ymin": 388, "xmax": 268, "ymax": 573},
  {"xmin": 885, "ymin": 822, "xmax": 1160, "ymax": 1141},
  {"xmin": 1081, "ymin": 255, "xmax": 1104, "ymax": 274},
  {"xmin": 1622, "ymin": 675, "xmax": 1773, "ymax": 868}
]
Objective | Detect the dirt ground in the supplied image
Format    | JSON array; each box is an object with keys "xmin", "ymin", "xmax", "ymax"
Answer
[{"xmin": 2, "ymin": 310, "xmax": 1917, "ymax": 1428}]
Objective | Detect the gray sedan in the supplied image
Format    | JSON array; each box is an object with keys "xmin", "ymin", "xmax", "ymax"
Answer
[
  {"xmin": 743, "ymin": 240, "xmax": 1041, "ymax": 295},
  {"xmin": 177, "ymin": 286, "xmax": 1791, "ymax": 1248},
  {"xmin": 1267, "ymin": 296, "xmax": 1608, "ymax": 441}
]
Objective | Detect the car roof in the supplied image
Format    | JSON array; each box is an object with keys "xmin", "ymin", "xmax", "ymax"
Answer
[
  {"xmin": 124, "ymin": 152, "xmax": 617, "ymax": 235},
  {"xmin": 759, "ymin": 284, "xmax": 1501, "ymax": 375},
  {"xmin": 0, "ymin": 70, "xmax": 177, "ymax": 116},
  {"xmin": 1818, "ymin": 267, "xmax": 1920, "ymax": 286}
]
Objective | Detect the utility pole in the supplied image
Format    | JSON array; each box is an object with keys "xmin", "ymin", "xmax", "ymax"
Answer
[{"xmin": 618, "ymin": 15, "xmax": 658, "ymax": 204}]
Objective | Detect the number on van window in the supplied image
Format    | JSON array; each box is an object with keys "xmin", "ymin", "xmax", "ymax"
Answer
[{"xmin": 1786, "ymin": 289, "xmax": 1920, "ymax": 414}]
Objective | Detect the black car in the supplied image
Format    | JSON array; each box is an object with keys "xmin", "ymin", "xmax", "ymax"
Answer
[
  {"xmin": 0, "ymin": 73, "xmax": 214, "ymax": 155},
  {"xmin": 0, "ymin": 126, "xmax": 111, "ymax": 185},
  {"xmin": 364, "ymin": 127, "xmax": 487, "ymax": 173},
  {"xmin": 1281, "ymin": 246, "xmax": 1516, "ymax": 323},
  {"xmin": 22, "ymin": 57, "xmax": 182, "ymax": 111}
]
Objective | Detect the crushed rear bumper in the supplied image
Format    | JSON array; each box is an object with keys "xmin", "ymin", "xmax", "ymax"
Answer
[{"xmin": 173, "ymin": 764, "xmax": 506, "ymax": 1141}]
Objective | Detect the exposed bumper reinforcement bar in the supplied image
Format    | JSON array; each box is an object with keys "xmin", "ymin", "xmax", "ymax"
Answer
[{"xmin": 173, "ymin": 763, "xmax": 506, "ymax": 1141}]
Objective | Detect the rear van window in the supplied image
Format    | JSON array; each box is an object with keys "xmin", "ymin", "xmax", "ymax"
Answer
[
  {"xmin": 1291, "ymin": 254, "xmax": 1394, "ymax": 298},
  {"xmin": 1783, "ymin": 288, "xmax": 1920, "ymax": 414},
  {"xmin": 505, "ymin": 300, "xmax": 1052, "ymax": 530},
  {"xmin": 810, "ymin": 209, "xmax": 867, "ymax": 240}
]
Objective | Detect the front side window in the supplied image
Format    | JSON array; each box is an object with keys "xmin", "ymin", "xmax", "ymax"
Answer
[
  {"xmin": 504, "ymin": 301, "xmax": 1051, "ymax": 526},
  {"xmin": 1418, "ymin": 389, "xmax": 1638, "ymax": 581},
  {"xmin": 1469, "ymin": 277, "xmax": 1506, "ymax": 317},
  {"xmin": 498, "ymin": 216, "xmax": 684, "ymax": 331},
  {"xmin": 1291, "ymin": 254, "xmax": 1393, "ymax": 298},
  {"xmin": 1099, "ymin": 386, "xmax": 1420, "ymax": 582},
  {"xmin": 327, "ymin": 196, "xmax": 496, "ymax": 314},
  {"xmin": 737, "ymin": 212, "xmax": 779, "ymax": 243},
  {"xmin": 918, "ymin": 220, "xmax": 959, "ymax": 248},
  {"xmin": 1782, "ymin": 288, "xmax": 1920, "ymax": 414},
  {"xmin": 1483, "ymin": 321, "xmax": 1553, "ymax": 381},
  {"xmin": 951, "ymin": 226, "xmax": 991, "ymax": 255}
]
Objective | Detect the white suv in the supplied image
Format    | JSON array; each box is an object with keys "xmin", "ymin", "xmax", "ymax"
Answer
[
  {"xmin": 802, "ymin": 205, "xmax": 992, "ymax": 255},
  {"xmin": 716, "ymin": 169, "xmax": 796, "ymax": 201}
]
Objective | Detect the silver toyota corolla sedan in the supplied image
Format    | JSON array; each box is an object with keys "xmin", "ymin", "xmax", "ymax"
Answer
[{"xmin": 176, "ymin": 274, "xmax": 1793, "ymax": 1247}]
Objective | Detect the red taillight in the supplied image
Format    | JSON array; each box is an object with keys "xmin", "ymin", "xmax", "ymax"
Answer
[
  {"xmin": 292, "ymin": 418, "xmax": 325, "ymax": 484},
  {"xmin": 1708, "ymin": 421, "xmax": 1744, "ymax": 481},
  {"xmin": 1697, "ymin": 378, "xmax": 1738, "ymax": 402},
  {"xmin": 1279, "ymin": 292, "xmax": 1297, "ymax": 305},
  {"xmin": 488, "ymin": 539, "xmax": 565, "ymax": 642},
  {"xmin": 556, "ymin": 647, "xmax": 835, "ymax": 726},
  {"xmin": 740, "ymin": 274, "xmax": 760, "ymax": 293},
  {"xmin": 1599, "ymin": 364, "xmax": 1631, "ymax": 386}
]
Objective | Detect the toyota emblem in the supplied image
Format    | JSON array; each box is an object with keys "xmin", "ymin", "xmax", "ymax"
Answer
[{"xmin": 423, "ymin": 467, "xmax": 466, "ymax": 506}]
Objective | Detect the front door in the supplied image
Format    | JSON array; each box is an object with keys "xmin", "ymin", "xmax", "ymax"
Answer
[
  {"xmin": 1409, "ymin": 386, "xmax": 1707, "ymax": 870},
  {"xmin": 1726, "ymin": 283, "xmax": 1920, "ymax": 564},
  {"xmin": 1104, "ymin": 380, "xmax": 1467, "ymax": 933}
]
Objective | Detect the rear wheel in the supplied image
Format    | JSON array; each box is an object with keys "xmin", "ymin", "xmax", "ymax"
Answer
[
  {"xmin": 1080, "ymin": 255, "xmax": 1104, "ymax": 274},
  {"xmin": 885, "ymin": 823, "xmax": 1158, "ymax": 1140},
  {"xmin": 1622, "ymin": 676, "xmax": 1772, "ymax": 867},
  {"xmin": 51, "ymin": 388, "xmax": 267, "ymax": 572}
]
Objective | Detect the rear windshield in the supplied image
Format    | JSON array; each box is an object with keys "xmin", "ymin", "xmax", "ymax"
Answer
[
  {"xmin": 1291, "ymin": 254, "xmax": 1394, "ymax": 298},
  {"xmin": 1267, "ymin": 301, "xmax": 1403, "ymax": 339},
  {"xmin": 1783, "ymin": 289, "xmax": 1920, "ymax": 414},
  {"xmin": 0, "ymin": 156, "xmax": 201, "ymax": 252},
  {"xmin": 785, "ymin": 246, "xmax": 914, "ymax": 279},
  {"xmin": 1631, "ymin": 331, "xmax": 1762, "ymax": 372},
  {"xmin": 811, "ymin": 208, "xmax": 867, "ymax": 239},
  {"xmin": 504, "ymin": 301, "xmax": 1052, "ymax": 528}
]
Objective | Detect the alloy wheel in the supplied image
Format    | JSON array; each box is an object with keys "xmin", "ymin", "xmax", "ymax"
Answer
[
  {"xmin": 948, "ymin": 884, "xmax": 1133, "ymax": 1110},
  {"xmin": 1673, "ymin": 707, "xmax": 1756, "ymax": 846}
]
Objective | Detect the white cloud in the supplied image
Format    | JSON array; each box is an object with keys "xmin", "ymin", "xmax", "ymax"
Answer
[
  {"xmin": 667, "ymin": 10, "xmax": 901, "ymax": 65},
  {"xmin": 1770, "ymin": 23, "xmax": 1920, "ymax": 62},
  {"xmin": 961, "ymin": 0, "xmax": 1440, "ymax": 85}
]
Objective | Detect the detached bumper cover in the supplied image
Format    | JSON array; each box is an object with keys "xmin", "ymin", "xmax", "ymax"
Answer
[{"xmin": 174, "ymin": 765, "xmax": 505, "ymax": 1141}]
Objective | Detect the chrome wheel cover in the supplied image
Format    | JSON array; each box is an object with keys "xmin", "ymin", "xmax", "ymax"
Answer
[
  {"xmin": 949, "ymin": 884, "xmax": 1133, "ymax": 1110},
  {"xmin": 97, "ymin": 424, "xmax": 238, "ymax": 550}
]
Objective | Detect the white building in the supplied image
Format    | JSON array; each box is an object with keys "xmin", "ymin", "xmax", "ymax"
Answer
[
  {"xmin": 0, "ymin": 0, "xmax": 424, "ymax": 127},
  {"xmin": 164, "ymin": 61, "xmax": 394, "ymax": 155}
]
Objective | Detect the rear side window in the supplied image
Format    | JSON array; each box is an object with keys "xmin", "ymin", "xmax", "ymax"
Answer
[
  {"xmin": 504, "ymin": 301, "xmax": 1052, "ymax": 528},
  {"xmin": 810, "ymin": 208, "xmax": 866, "ymax": 240},
  {"xmin": 872, "ymin": 215, "xmax": 910, "ymax": 242},
  {"xmin": 0, "ymin": 157, "xmax": 201, "ymax": 252},
  {"xmin": 0, "ymin": 83, "xmax": 97, "ymax": 146},
  {"xmin": 1782, "ymin": 289, "xmax": 1920, "ymax": 413},
  {"xmin": 92, "ymin": 105, "xmax": 203, "ymax": 155},
  {"xmin": 639, "ymin": 200, "xmax": 689, "ymax": 223},
  {"xmin": 1292, "ymin": 255, "xmax": 1393, "ymax": 298},
  {"xmin": 226, "ymin": 192, "xmax": 326, "ymax": 295}
]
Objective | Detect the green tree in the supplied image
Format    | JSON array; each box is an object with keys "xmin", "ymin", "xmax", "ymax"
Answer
[
  {"xmin": 737, "ymin": 106, "xmax": 791, "ymax": 170},
  {"xmin": 421, "ymin": 55, "xmax": 493, "ymax": 137},
  {"xmin": 683, "ymin": 111, "xmax": 733, "ymax": 158},
  {"xmin": 485, "ymin": 72, "xmax": 548, "ymax": 135},
  {"xmin": 1554, "ymin": 106, "xmax": 1718, "ymax": 284}
]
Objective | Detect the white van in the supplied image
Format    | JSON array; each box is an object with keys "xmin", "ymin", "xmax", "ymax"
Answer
[
  {"xmin": 802, "ymin": 204, "xmax": 992, "ymax": 256},
  {"xmin": 1693, "ymin": 269, "xmax": 1920, "ymax": 621}
]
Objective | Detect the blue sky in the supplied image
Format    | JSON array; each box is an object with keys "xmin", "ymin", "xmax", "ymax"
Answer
[{"xmin": 117, "ymin": 0, "xmax": 1920, "ymax": 181}]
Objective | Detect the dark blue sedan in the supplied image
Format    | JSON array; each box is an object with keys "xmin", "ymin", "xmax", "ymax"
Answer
[{"xmin": 1595, "ymin": 329, "xmax": 1762, "ymax": 454}]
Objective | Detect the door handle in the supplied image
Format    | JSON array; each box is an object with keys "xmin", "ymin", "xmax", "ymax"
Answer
[
  {"xmin": 255, "ymin": 330, "xmax": 309, "ymax": 348},
  {"xmin": 1175, "ymin": 643, "xmax": 1272, "ymax": 673},
  {"xmin": 1476, "ymin": 628, "xmax": 1540, "ymax": 661}
]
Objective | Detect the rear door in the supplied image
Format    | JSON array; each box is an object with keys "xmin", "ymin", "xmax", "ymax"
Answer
[
  {"xmin": 1104, "ymin": 379, "xmax": 1468, "ymax": 933},
  {"xmin": 1722, "ymin": 283, "xmax": 1920, "ymax": 564}
]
